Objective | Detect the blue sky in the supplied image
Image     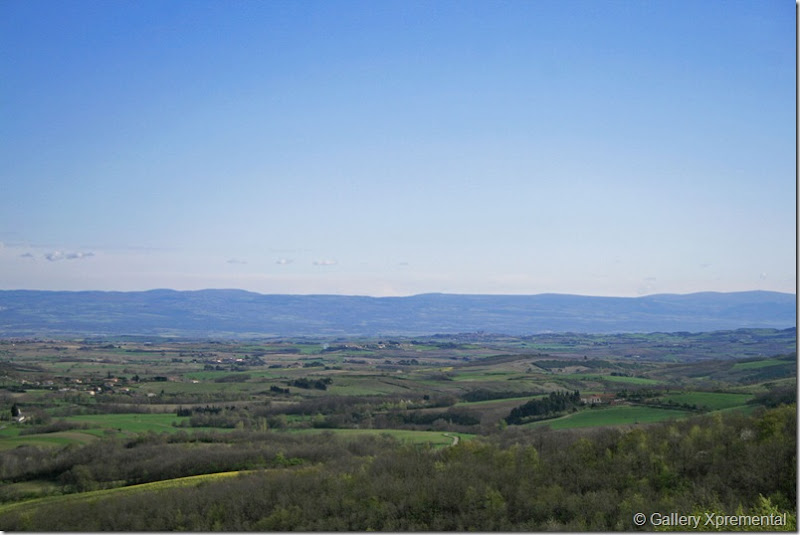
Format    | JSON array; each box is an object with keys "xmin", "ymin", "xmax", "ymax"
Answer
[{"xmin": 0, "ymin": 0, "xmax": 795, "ymax": 296}]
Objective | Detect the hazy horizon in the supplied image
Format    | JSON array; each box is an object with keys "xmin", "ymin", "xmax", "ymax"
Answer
[
  {"xmin": 0, "ymin": 287, "xmax": 795, "ymax": 300},
  {"xmin": 1, "ymin": 1, "xmax": 795, "ymax": 298}
]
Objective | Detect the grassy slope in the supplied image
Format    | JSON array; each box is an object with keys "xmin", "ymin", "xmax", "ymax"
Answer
[{"xmin": 0, "ymin": 470, "xmax": 248, "ymax": 518}]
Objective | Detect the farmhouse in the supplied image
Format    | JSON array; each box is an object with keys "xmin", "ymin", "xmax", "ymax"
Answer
[{"xmin": 581, "ymin": 393, "xmax": 616, "ymax": 405}]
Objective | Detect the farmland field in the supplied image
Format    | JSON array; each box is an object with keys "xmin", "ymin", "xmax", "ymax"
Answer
[
  {"xmin": 657, "ymin": 391, "xmax": 754, "ymax": 411},
  {"xmin": 562, "ymin": 374, "xmax": 662, "ymax": 385},
  {"xmin": 62, "ymin": 413, "xmax": 187, "ymax": 433},
  {"xmin": 732, "ymin": 358, "xmax": 786, "ymax": 370},
  {"xmin": 287, "ymin": 428, "xmax": 474, "ymax": 447},
  {"xmin": 0, "ymin": 331, "xmax": 795, "ymax": 530},
  {"xmin": 526, "ymin": 405, "xmax": 691, "ymax": 430}
]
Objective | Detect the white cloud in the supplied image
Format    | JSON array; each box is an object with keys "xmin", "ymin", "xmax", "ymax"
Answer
[
  {"xmin": 276, "ymin": 258, "xmax": 294, "ymax": 265},
  {"xmin": 44, "ymin": 251, "xmax": 95, "ymax": 262},
  {"xmin": 313, "ymin": 259, "xmax": 337, "ymax": 266}
]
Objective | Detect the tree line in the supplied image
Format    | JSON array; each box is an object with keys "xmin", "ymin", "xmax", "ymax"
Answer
[{"xmin": 506, "ymin": 390, "xmax": 582, "ymax": 424}]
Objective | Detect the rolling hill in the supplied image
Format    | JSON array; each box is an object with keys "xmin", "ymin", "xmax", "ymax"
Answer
[{"xmin": 0, "ymin": 289, "xmax": 794, "ymax": 338}]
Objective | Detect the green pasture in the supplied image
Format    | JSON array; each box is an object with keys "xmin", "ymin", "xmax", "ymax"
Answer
[
  {"xmin": 563, "ymin": 374, "xmax": 662, "ymax": 385},
  {"xmin": 526, "ymin": 405, "xmax": 689, "ymax": 430},
  {"xmin": 0, "ymin": 430, "xmax": 99, "ymax": 450},
  {"xmin": 450, "ymin": 371, "xmax": 519, "ymax": 382},
  {"xmin": 658, "ymin": 391, "xmax": 754, "ymax": 410},
  {"xmin": 0, "ymin": 422, "xmax": 102, "ymax": 450},
  {"xmin": 732, "ymin": 359, "xmax": 786, "ymax": 371},
  {"xmin": 63, "ymin": 413, "xmax": 187, "ymax": 434},
  {"xmin": 1, "ymin": 409, "xmax": 269, "ymax": 449},
  {"xmin": 455, "ymin": 395, "xmax": 546, "ymax": 407},
  {"xmin": 182, "ymin": 370, "xmax": 251, "ymax": 381},
  {"xmin": 601, "ymin": 375, "xmax": 662, "ymax": 385},
  {"xmin": 137, "ymin": 379, "xmax": 266, "ymax": 395},
  {"xmin": 324, "ymin": 375, "xmax": 414, "ymax": 396},
  {"xmin": 295, "ymin": 344, "xmax": 325, "ymax": 354},
  {"xmin": 287, "ymin": 427, "xmax": 473, "ymax": 447}
]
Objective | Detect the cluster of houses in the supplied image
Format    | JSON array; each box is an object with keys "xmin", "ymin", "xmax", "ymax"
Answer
[{"xmin": 16, "ymin": 376, "xmax": 133, "ymax": 397}]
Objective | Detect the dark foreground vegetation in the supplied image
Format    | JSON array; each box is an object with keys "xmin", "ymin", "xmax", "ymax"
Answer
[
  {"xmin": 0, "ymin": 332, "xmax": 795, "ymax": 530},
  {"xmin": 0, "ymin": 406, "xmax": 794, "ymax": 530}
]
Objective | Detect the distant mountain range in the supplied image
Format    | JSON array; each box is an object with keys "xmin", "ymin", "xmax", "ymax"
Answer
[{"xmin": 0, "ymin": 289, "xmax": 795, "ymax": 339}]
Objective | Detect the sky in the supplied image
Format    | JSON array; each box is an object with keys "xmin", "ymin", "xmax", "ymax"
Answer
[{"xmin": 0, "ymin": 0, "xmax": 795, "ymax": 297}]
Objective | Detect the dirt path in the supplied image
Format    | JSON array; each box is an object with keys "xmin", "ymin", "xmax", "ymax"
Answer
[{"xmin": 442, "ymin": 433, "xmax": 459, "ymax": 446}]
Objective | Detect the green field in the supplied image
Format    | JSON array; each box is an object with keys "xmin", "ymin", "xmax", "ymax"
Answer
[
  {"xmin": 0, "ymin": 429, "xmax": 99, "ymax": 450},
  {"xmin": 0, "ymin": 412, "xmax": 235, "ymax": 449},
  {"xmin": 732, "ymin": 358, "xmax": 786, "ymax": 371},
  {"xmin": 527, "ymin": 405, "xmax": 690, "ymax": 430},
  {"xmin": 454, "ymin": 395, "xmax": 545, "ymax": 407},
  {"xmin": 62, "ymin": 413, "xmax": 187, "ymax": 433},
  {"xmin": 451, "ymin": 371, "xmax": 517, "ymax": 382},
  {"xmin": 564, "ymin": 374, "xmax": 662, "ymax": 385},
  {"xmin": 287, "ymin": 428, "xmax": 473, "ymax": 447},
  {"xmin": 658, "ymin": 391, "xmax": 754, "ymax": 410},
  {"xmin": 324, "ymin": 375, "xmax": 417, "ymax": 396}
]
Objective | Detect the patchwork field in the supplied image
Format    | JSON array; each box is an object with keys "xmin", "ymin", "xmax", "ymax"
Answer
[{"xmin": 0, "ymin": 330, "xmax": 795, "ymax": 530}]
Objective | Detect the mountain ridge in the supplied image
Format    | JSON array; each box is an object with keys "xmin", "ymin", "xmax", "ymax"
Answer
[{"xmin": 0, "ymin": 289, "xmax": 794, "ymax": 338}]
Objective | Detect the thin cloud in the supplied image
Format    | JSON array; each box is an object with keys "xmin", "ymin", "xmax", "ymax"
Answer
[
  {"xmin": 66, "ymin": 252, "xmax": 93, "ymax": 260},
  {"xmin": 313, "ymin": 259, "xmax": 337, "ymax": 266},
  {"xmin": 276, "ymin": 258, "xmax": 294, "ymax": 265},
  {"xmin": 226, "ymin": 259, "xmax": 248, "ymax": 265},
  {"xmin": 44, "ymin": 251, "xmax": 94, "ymax": 262},
  {"xmin": 19, "ymin": 252, "xmax": 34, "ymax": 259}
]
